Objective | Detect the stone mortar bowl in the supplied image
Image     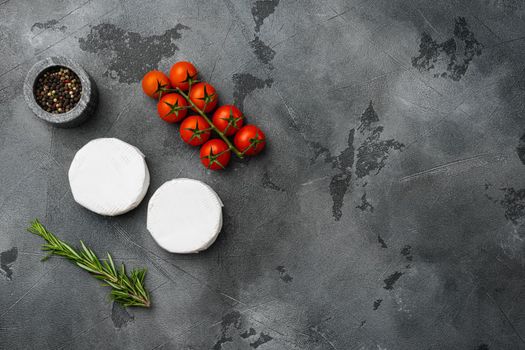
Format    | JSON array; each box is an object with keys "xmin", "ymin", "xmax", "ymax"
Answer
[{"xmin": 23, "ymin": 57, "xmax": 97, "ymax": 128}]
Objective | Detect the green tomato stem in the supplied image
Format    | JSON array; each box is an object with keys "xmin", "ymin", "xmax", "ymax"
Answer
[{"xmin": 174, "ymin": 87, "xmax": 244, "ymax": 159}]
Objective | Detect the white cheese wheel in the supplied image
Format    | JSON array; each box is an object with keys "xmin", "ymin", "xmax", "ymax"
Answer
[
  {"xmin": 147, "ymin": 178, "xmax": 223, "ymax": 253},
  {"xmin": 68, "ymin": 138, "xmax": 150, "ymax": 216}
]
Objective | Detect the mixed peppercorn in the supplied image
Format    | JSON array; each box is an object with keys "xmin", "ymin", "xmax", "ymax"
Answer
[{"xmin": 34, "ymin": 66, "xmax": 82, "ymax": 114}]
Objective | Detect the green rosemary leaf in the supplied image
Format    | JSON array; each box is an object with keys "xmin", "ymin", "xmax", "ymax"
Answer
[
  {"xmin": 135, "ymin": 279, "xmax": 147, "ymax": 297},
  {"xmin": 61, "ymin": 242, "xmax": 81, "ymax": 260},
  {"xmin": 80, "ymin": 241, "xmax": 92, "ymax": 260},
  {"xmin": 107, "ymin": 254, "xmax": 116, "ymax": 275},
  {"xmin": 102, "ymin": 260, "xmax": 112, "ymax": 275},
  {"xmin": 121, "ymin": 276, "xmax": 133, "ymax": 290},
  {"xmin": 27, "ymin": 219, "xmax": 151, "ymax": 308},
  {"xmin": 120, "ymin": 263, "xmax": 126, "ymax": 278},
  {"xmin": 106, "ymin": 281, "xmax": 123, "ymax": 290},
  {"xmin": 137, "ymin": 269, "xmax": 146, "ymax": 284},
  {"xmin": 111, "ymin": 290, "xmax": 130, "ymax": 298},
  {"xmin": 76, "ymin": 262, "xmax": 100, "ymax": 274}
]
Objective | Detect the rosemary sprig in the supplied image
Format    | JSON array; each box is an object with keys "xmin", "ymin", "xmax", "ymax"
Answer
[{"xmin": 27, "ymin": 219, "xmax": 151, "ymax": 308}]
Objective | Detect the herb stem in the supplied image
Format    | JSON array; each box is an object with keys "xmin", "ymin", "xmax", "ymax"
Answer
[{"xmin": 27, "ymin": 219, "xmax": 151, "ymax": 308}]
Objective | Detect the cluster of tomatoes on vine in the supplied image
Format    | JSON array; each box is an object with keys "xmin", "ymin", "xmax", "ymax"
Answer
[{"xmin": 141, "ymin": 61, "xmax": 266, "ymax": 170}]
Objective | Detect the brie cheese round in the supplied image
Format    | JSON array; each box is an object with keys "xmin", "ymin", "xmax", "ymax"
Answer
[
  {"xmin": 68, "ymin": 138, "xmax": 150, "ymax": 216},
  {"xmin": 147, "ymin": 178, "xmax": 223, "ymax": 253}
]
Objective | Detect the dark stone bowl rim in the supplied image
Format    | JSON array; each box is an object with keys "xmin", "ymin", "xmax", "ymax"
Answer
[{"xmin": 23, "ymin": 57, "xmax": 92, "ymax": 125}]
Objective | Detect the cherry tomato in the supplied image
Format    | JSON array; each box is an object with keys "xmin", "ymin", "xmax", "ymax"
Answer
[
  {"xmin": 179, "ymin": 115, "xmax": 211, "ymax": 146},
  {"xmin": 234, "ymin": 125, "xmax": 266, "ymax": 156},
  {"xmin": 157, "ymin": 93, "xmax": 188, "ymax": 123},
  {"xmin": 189, "ymin": 82, "xmax": 218, "ymax": 113},
  {"xmin": 169, "ymin": 61, "xmax": 198, "ymax": 91},
  {"xmin": 200, "ymin": 139, "xmax": 231, "ymax": 170},
  {"xmin": 142, "ymin": 70, "xmax": 171, "ymax": 99},
  {"xmin": 212, "ymin": 105, "xmax": 244, "ymax": 136}
]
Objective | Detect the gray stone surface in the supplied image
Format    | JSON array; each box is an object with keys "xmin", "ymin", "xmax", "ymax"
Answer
[{"xmin": 1, "ymin": 0, "xmax": 524, "ymax": 349}]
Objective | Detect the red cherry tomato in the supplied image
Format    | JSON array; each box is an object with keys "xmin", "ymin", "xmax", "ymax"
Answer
[
  {"xmin": 142, "ymin": 70, "xmax": 171, "ymax": 99},
  {"xmin": 169, "ymin": 61, "xmax": 198, "ymax": 91},
  {"xmin": 212, "ymin": 105, "xmax": 244, "ymax": 136},
  {"xmin": 200, "ymin": 139, "xmax": 231, "ymax": 170},
  {"xmin": 157, "ymin": 93, "xmax": 188, "ymax": 123},
  {"xmin": 189, "ymin": 82, "xmax": 217, "ymax": 113},
  {"xmin": 234, "ymin": 125, "xmax": 266, "ymax": 156},
  {"xmin": 179, "ymin": 115, "xmax": 211, "ymax": 146}
]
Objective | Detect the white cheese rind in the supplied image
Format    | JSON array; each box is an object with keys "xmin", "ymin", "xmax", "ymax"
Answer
[
  {"xmin": 147, "ymin": 178, "xmax": 223, "ymax": 254},
  {"xmin": 68, "ymin": 138, "xmax": 150, "ymax": 216}
]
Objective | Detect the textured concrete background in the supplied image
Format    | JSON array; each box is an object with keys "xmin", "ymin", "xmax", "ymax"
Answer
[{"xmin": 1, "ymin": 0, "xmax": 525, "ymax": 349}]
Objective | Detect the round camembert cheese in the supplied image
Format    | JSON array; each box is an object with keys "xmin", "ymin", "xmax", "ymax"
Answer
[
  {"xmin": 147, "ymin": 178, "xmax": 223, "ymax": 253},
  {"xmin": 68, "ymin": 138, "xmax": 150, "ymax": 216}
]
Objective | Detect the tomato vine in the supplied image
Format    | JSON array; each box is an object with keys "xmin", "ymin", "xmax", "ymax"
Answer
[{"xmin": 142, "ymin": 62, "xmax": 266, "ymax": 170}]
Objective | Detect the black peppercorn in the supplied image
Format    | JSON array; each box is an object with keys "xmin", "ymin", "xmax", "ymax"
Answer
[{"xmin": 34, "ymin": 66, "xmax": 82, "ymax": 114}]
